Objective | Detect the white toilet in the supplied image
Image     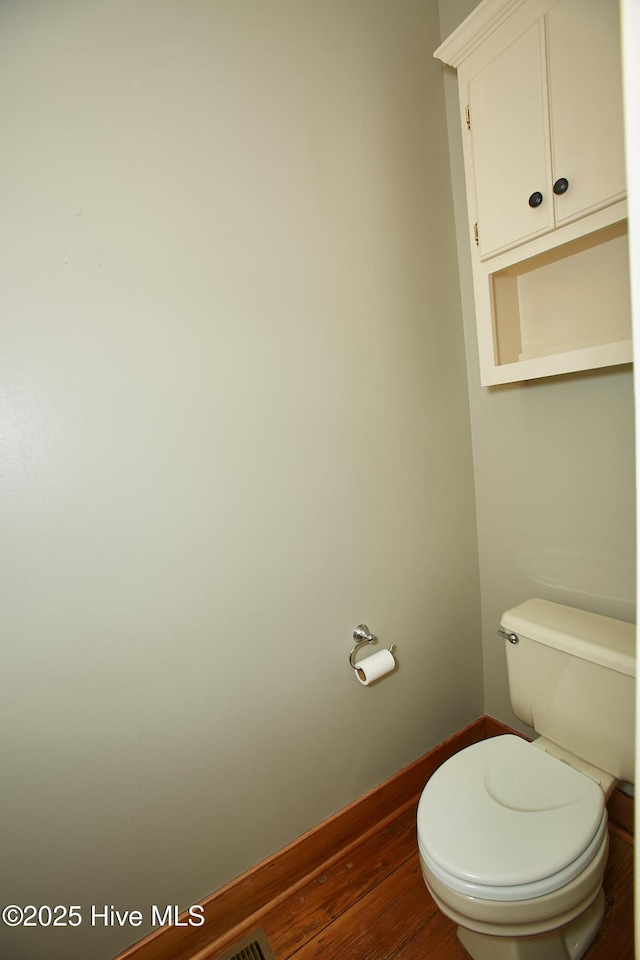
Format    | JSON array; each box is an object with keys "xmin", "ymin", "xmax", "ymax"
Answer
[{"xmin": 416, "ymin": 598, "xmax": 635, "ymax": 960}]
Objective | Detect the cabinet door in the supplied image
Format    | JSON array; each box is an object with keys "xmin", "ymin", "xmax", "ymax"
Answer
[
  {"xmin": 547, "ymin": 0, "xmax": 625, "ymax": 226},
  {"xmin": 469, "ymin": 21, "xmax": 553, "ymax": 259}
]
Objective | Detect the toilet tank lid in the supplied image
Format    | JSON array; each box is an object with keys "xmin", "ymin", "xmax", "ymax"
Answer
[{"xmin": 501, "ymin": 599, "xmax": 635, "ymax": 678}]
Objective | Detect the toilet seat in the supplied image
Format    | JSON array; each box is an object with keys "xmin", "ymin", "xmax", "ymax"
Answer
[
  {"xmin": 417, "ymin": 736, "xmax": 606, "ymax": 901},
  {"xmin": 421, "ymin": 810, "xmax": 608, "ymax": 901}
]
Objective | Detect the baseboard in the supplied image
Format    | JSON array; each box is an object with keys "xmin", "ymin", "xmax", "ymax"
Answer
[
  {"xmin": 113, "ymin": 713, "xmax": 633, "ymax": 960},
  {"xmin": 113, "ymin": 714, "xmax": 494, "ymax": 960}
]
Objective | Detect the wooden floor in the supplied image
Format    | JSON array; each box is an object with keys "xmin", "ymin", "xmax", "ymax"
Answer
[{"xmin": 231, "ymin": 805, "xmax": 634, "ymax": 960}]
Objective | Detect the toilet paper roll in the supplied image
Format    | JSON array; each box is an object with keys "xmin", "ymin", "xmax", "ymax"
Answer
[{"xmin": 355, "ymin": 648, "xmax": 396, "ymax": 686}]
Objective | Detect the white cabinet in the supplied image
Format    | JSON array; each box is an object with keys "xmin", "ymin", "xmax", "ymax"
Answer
[
  {"xmin": 435, "ymin": 0, "xmax": 631, "ymax": 385},
  {"xmin": 469, "ymin": 0, "xmax": 625, "ymax": 260}
]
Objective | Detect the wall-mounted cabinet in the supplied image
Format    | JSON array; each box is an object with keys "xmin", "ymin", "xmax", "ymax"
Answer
[{"xmin": 435, "ymin": 0, "xmax": 632, "ymax": 386}]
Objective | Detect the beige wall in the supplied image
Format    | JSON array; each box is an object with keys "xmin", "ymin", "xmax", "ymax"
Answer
[
  {"xmin": 438, "ymin": 0, "xmax": 636, "ymax": 730},
  {"xmin": 0, "ymin": 2, "xmax": 482, "ymax": 958}
]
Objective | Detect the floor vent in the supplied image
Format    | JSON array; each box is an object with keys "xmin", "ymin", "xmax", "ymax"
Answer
[{"xmin": 214, "ymin": 927, "xmax": 276, "ymax": 960}]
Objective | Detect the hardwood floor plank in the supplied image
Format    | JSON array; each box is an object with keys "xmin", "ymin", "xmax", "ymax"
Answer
[
  {"xmin": 391, "ymin": 907, "xmax": 467, "ymax": 960},
  {"xmin": 263, "ymin": 806, "xmax": 420, "ymax": 958},
  {"xmin": 287, "ymin": 858, "xmax": 437, "ymax": 960}
]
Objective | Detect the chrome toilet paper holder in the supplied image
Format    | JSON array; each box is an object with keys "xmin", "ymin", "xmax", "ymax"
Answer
[{"xmin": 349, "ymin": 624, "xmax": 396, "ymax": 670}]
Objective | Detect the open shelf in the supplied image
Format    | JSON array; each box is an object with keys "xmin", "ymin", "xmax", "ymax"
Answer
[{"xmin": 486, "ymin": 220, "xmax": 631, "ymax": 381}]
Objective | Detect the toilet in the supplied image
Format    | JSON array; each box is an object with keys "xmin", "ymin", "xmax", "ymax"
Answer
[{"xmin": 416, "ymin": 598, "xmax": 635, "ymax": 960}]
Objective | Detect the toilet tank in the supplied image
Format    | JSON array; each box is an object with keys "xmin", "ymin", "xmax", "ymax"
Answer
[{"xmin": 501, "ymin": 598, "xmax": 636, "ymax": 783}]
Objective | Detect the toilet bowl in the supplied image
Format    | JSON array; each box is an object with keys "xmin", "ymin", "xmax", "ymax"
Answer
[{"xmin": 417, "ymin": 735, "xmax": 609, "ymax": 959}]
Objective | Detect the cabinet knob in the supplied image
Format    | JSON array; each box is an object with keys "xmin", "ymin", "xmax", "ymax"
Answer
[
  {"xmin": 553, "ymin": 177, "xmax": 569, "ymax": 195},
  {"xmin": 528, "ymin": 191, "xmax": 543, "ymax": 208}
]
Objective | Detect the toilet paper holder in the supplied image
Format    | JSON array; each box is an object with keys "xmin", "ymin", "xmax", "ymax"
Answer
[{"xmin": 349, "ymin": 624, "xmax": 396, "ymax": 670}]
